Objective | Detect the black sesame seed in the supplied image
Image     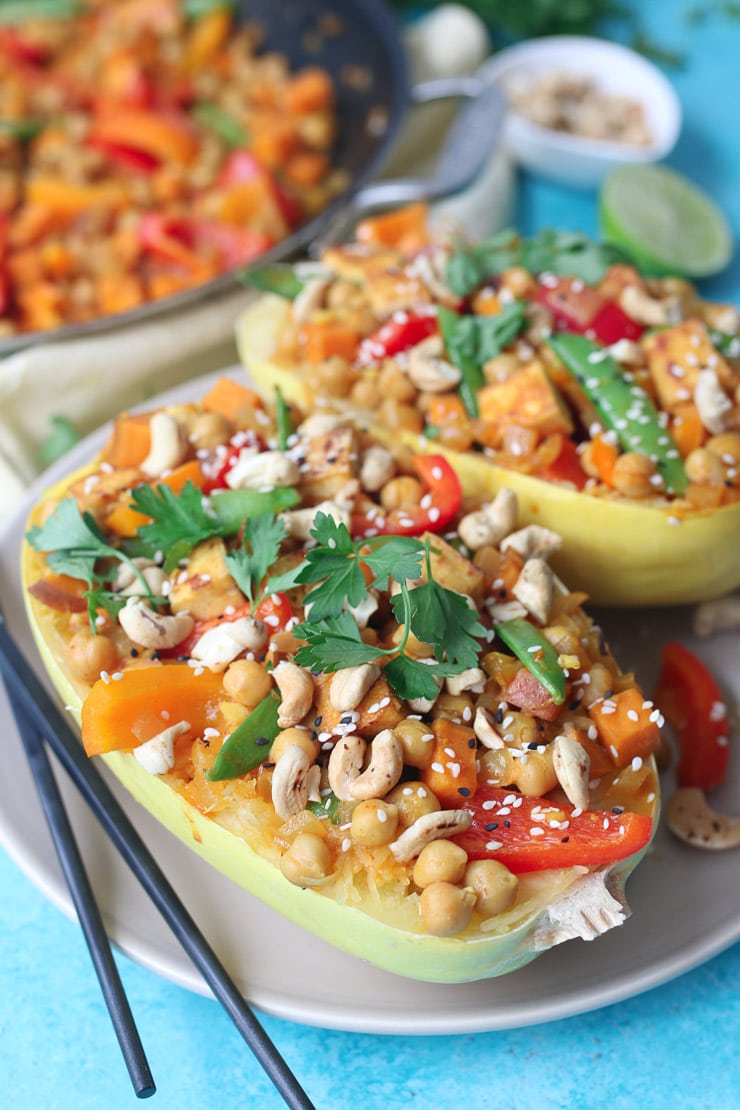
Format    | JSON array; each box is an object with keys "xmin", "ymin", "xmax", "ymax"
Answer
[
  {"xmin": 527, "ymin": 742, "xmax": 539, "ymax": 750},
  {"xmin": 457, "ymin": 787, "xmax": 471, "ymax": 797},
  {"xmin": 255, "ymin": 736, "xmax": 270, "ymax": 746},
  {"xmin": 130, "ymin": 648, "xmax": 139, "ymax": 657},
  {"xmin": 151, "ymin": 651, "xmax": 161, "ymax": 661},
  {"xmin": 611, "ymin": 806, "xmax": 624, "ymax": 814},
  {"xmin": 561, "ymin": 836, "xmax": 570, "ymax": 843},
  {"xmin": 504, "ymin": 819, "xmax": 511, "ymax": 828},
  {"xmin": 485, "ymin": 822, "xmax": 499, "ymax": 831},
  {"xmin": 495, "ymin": 707, "xmax": 505, "ymax": 724},
  {"xmin": 467, "ymin": 738, "xmax": 476, "ymax": 748},
  {"xmin": 314, "ymin": 716, "xmax": 323, "ymax": 727},
  {"xmin": 569, "ymin": 700, "xmax": 581, "ymax": 711}
]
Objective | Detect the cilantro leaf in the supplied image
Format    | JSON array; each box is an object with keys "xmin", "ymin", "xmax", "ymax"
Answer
[
  {"xmin": 132, "ymin": 481, "xmax": 215, "ymax": 572},
  {"xmin": 225, "ymin": 514, "xmax": 287, "ymax": 606},
  {"xmin": 209, "ymin": 486, "xmax": 299, "ymax": 535},
  {"xmin": 394, "ymin": 572, "xmax": 485, "ymax": 670},
  {"xmin": 26, "ymin": 497, "xmax": 111, "ymax": 582}
]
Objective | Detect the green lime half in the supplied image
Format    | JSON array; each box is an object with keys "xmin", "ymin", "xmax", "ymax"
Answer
[{"xmin": 599, "ymin": 164, "xmax": 733, "ymax": 278}]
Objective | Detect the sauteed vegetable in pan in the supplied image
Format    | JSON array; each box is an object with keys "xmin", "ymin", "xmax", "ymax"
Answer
[
  {"xmin": 0, "ymin": 0, "xmax": 410, "ymax": 344},
  {"xmin": 236, "ymin": 205, "xmax": 740, "ymax": 605}
]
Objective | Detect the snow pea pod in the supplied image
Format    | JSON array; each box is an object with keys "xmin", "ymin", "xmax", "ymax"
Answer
[
  {"xmin": 206, "ymin": 690, "xmax": 281, "ymax": 781},
  {"xmin": 547, "ymin": 332, "xmax": 688, "ymax": 496},
  {"xmin": 495, "ymin": 618, "xmax": 566, "ymax": 705}
]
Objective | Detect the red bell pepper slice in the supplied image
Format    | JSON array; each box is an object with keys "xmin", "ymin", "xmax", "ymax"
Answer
[
  {"xmin": 0, "ymin": 27, "xmax": 48, "ymax": 65},
  {"xmin": 88, "ymin": 138, "xmax": 158, "ymax": 175},
  {"xmin": 653, "ymin": 641, "xmax": 731, "ymax": 791},
  {"xmin": 138, "ymin": 213, "xmax": 275, "ymax": 273},
  {"xmin": 351, "ymin": 454, "xmax": 462, "ymax": 538},
  {"xmin": 165, "ymin": 594, "xmax": 294, "ymax": 659},
  {"xmin": 453, "ymin": 785, "xmax": 653, "ymax": 874},
  {"xmin": 537, "ymin": 276, "xmax": 643, "ymax": 344},
  {"xmin": 357, "ymin": 308, "xmax": 438, "ymax": 365},
  {"xmin": 536, "ymin": 436, "xmax": 588, "ymax": 490}
]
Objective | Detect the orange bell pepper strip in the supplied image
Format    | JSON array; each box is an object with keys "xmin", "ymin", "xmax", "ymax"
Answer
[
  {"xmin": 25, "ymin": 177, "xmax": 129, "ymax": 215},
  {"xmin": 105, "ymin": 461, "xmax": 206, "ymax": 538},
  {"xmin": 81, "ymin": 663, "xmax": 224, "ymax": 756},
  {"xmin": 88, "ymin": 107, "xmax": 199, "ymax": 166}
]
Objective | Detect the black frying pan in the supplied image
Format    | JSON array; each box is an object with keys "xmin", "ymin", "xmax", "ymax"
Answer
[{"xmin": 0, "ymin": 0, "xmax": 503, "ymax": 354}]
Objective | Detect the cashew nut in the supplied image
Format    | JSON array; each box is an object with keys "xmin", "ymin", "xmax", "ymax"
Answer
[
  {"xmin": 295, "ymin": 412, "xmax": 348, "ymax": 439},
  {"xmin": 359, "ymin": 445, "xmax": 396, "ymax": 492},
  {"xmin": 271, "ymin": 744, "xmax": 321, "ymax": 820},
  {"xmin": 329, "ymin": 663, "xmax": 380, "ymax": 712},
  {"xmin": 348, "ymin": 728, "xmax": 404, "ymax": 801},
  {"xmin": 693, "ymin": 595, "xmax": 740, "ymax": 637},
  {"xmin": 390, "ymin": 808, "xmax": 473, "ymax": 863},
  {"xmin": 133, "ymin": 720, "xmax": 190, "ymax": 776},
  {"xmin": 273, "ymin": 660, "xmax": 314, "ymax": 728},
  {"xmin": 406, "ymin": 335, "xmax": 461, "ymax": 392},
  {"xmin": 118, "ymin": 596, "xmax": 194, "ymax": 650},
  {"xmin": 281, "ymin": 498, "xmax": 352, "ymax": 541},
  {"xmin": 348, "ymin": 589, "xmax": 379, "ymax": 629},
  {"xmin": 328, "ymin": 734, "xmax": 367, "ymax": 800},
  {"xmin": 552, "ymin": 734, "xmax": 591, "ymax": 810},
  {"xmin": 501, "ymin": 524, "xmax": 562, "ymax": 561},
  {"xmin": 291, "ymin": 276, "xmax": 331, "ymax": 325},
  {"xmin": 406, "ymin": 663, "xmax": 443, "ymax": 714},
  {"xmin": 445, "ymin": 667, "xmax": 486, "ymax": 696},
  {"xmin": 666, "ymin": 787, "xmax": 740, "ymax": 850},
  {"xmin": 618, "ymin": 284, "xmax": 670, "ymax": 327},
  {"xmin": 457, "ymin": 488, "xmax": 518, "ymax": 552},
  {"xmin": 606, "ymin": 338, "xmax": 644, "ymax": 366},
  {"xmin": 694, "ymin": 368, "xmax": 732, "ymax": 435},
  {"xmin": 225, "ymin": 448, "xmax": 300, "ymax": 490},
  {"xmin": 512, "ymin": 557, "xmax": 555, "ymax": 624},
  {"xmin": 190, "ymin": 615, "xmax": 268, "ymax": 671},
  {"xmin": 140, "ymin": 411, "xmax": 188, "ymax": 477},
  {"xmin": 473, "ymin": 706, "xmax": 504, "ymax": 750},
  {"xmin": 114, "ymin": 558, "xmax": 167, "ymax": 597}
]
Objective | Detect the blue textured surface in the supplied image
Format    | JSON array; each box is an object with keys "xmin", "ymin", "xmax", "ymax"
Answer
[{"xmin": 2, "ymin": 3, "xmax": 739, "ymax": 1107}]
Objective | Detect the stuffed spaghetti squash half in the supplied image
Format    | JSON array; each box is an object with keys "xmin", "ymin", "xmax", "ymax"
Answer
[
  {"xmin": 22, "ymin": 377, "xmax": 660, "ymax": 983},
  {"xmin": 235, "ymin": 206, "xmax": 740, "ymax": 607}
]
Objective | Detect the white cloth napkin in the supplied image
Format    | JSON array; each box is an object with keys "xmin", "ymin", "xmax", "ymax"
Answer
[{"xmin": 0, "ymin": 5, "xmax": 512, "ymax": 526}]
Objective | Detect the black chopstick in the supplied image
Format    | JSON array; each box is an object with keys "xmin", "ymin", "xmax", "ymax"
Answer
[
  {"xmin": 0, "ymin": 612, "xmax": 315, "ymax": 1110},
  {"xmin": 4, "ymin": 685, "xmax": 156, "ymax": 1099}
]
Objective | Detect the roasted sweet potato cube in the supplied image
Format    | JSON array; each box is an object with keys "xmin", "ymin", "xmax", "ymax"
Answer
[
  {"xmin": 169, "ymin": 537, "xmax": 246, "ymax": 620},
  {"xmin": 477, "ymin": 361, "xmax": 574, "ymax": 436},
  {"xmin": 297, "ymin": 424, "xmax": 359, "ymax": 502},
  {"xmin": 588, "ymin": 687, "xmax": 661, "ymax": 769},
  {"xmin": 312, "ymin": 672, "xmax": 405, "ymax": 738},
  {"xmin": 421, "ymin": 532, "xmax": 485, "ymax": 605}
]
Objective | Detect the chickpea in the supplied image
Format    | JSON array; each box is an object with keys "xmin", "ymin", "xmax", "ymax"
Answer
[
  {"xmin": 685, "ymin": 447, "xmax": 727, "ymax": 487},
  {"xmin": 413, "ymin": 840, "xmax": 468, "ymax": 888},
  {"xmin": 280, "ymin": 832, "xmax": 332, "ymax": 887},
  {"xmin": 377, "ymin": 359, "xmax": 417, "ymax": 403},
  {"xmin": 464, "ymin": 859, "xmax": 519, "ymax": 917},
  {"xmin": 706, "ymin": 432, "xmax": 740, "ymax": 465},
  {"xmin": 513, "ymin": 745, "xmax": 558, "ymax": 796},
  {"xmin": 380, "ymin": 475, "xmax": 424, "ymax": 512},
  {"xmin": 610, "ymin": 451, "xmax": 658, "ymax": 499},
  {"xmin": 188, "ymin": 411, "xmax": 234, "ymax": 450},
  {"xmin": 419, "ymin": 881, "xmax": 476, "ymax": 937},
  {"xmin": 385, "ymin": 781, "xmax": 441, "ymax": 828},
  {"xmin": 388, "ymin": 623, "xmax": 433, "ymax": 660},
  {"xmin": 223, "ymin": 659, "xmax": 273, "ymax": 709},
  {"xmin": 307, "ymin": 356, "xmax": 354, "ymax": 398},
  {"xmin": 350, "ymin": 377, "xmax": 382, "ymax": 410},
  {"xmin": 377, "ymin": 398, "xmax": 424, "ymax": 435},
  {"xmin": 269, "ymin": 727, "xmax": 320, "ymax": 765},
  {"xmin": 584, "ymin": 662, "xmax": 615, "ymax": 706},
  {"xmin": 68, "ymin": 631, "xmax": 119, "ymax": 685},
  {"xmin": 394, "ymin": 718, "xmax": 435, "ymax": 769},
  {"xmin": 434, "ymin": 691, "xmax": 475, "ymax": 725},
  {"xmin": 350, "ymin": 799, "xmax": 399, "ymax": 847}
]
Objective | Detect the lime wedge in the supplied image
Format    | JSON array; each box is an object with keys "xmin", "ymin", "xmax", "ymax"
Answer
[{"xmin": 599, "ymin": 164, "xmax": 733, "ymax": 278}]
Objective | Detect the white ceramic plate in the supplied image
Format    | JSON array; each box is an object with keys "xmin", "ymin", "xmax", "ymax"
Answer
[{"xmin": 1, "ymin": 369, "xmax": 738, "ymax": 1036}]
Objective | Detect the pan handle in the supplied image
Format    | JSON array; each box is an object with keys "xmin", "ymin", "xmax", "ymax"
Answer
[{"xmin": 317, "ymin": 75, "xmax": 507, "ymax": 245}]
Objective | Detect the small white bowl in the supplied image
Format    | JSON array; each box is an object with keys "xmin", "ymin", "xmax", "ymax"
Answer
[{"xmin": 478, "ymin": 36, "xmax": 682, "ymax": 188}]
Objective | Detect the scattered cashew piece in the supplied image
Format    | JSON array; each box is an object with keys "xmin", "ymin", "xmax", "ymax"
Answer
[
  {"xmin": 512, "ymin": 557, "xmax": 555, "ymax": 624},
  {"xmin": 133, "ymin": 720, "xmax": 191, "ymax": 776},
  {"xmin": 693, "ymin": 595, "xmax": 740, "ymax": 638},
  {"xmin": 273, "ymin": 661, "xmax": 314, "ymax": 728},
  {"xmin": 348, "ymin": 728, "xmax": 404, "ymax": 801},
  {"xmin": 552, "ymin": 734, "xmax": 591, "ymax": 811},
  {"xmin": 328, "ymin": 734, "xmax": 367, "ymax": 800},
  {"xmin": 329, "ymin": 663, "xmax": 380, "ymax": 712},
  {"xmin": 457, "ymin": 488, "xmax": 518, "ymax": 552},
  {"xmin": 390, "ymin": 808, "xmax": 473, "ymax": 863},
  {"xmin": 118, "ymin": 597, "xmax": 194, "ymax": 650},
  {"xmin": 666, "ymin": 787, "xmax": 740, "ymax": 851},
  {"xmin": 190, "ymin": 615, "xmax": 268, "ymax": 671},
  {"xmin": 140, "ymin": 411, "xmax": 188, "ymax": 477},
  {"xmin": 271, "ymin": 744, "xmax": 321, "ymax": 820},
  {"xmin": 501, "ymin": 524, "xmax": 562, "ymax": 561}
]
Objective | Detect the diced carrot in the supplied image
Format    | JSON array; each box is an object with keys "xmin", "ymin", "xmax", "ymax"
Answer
[
  {"xmin": 284, "ymin": 150, "xmax": 329, "ymax": 189},
  {"xmin": 182, "ymin": 6, "xmax": 231, "ymax": 71},
  {"xmin": 421, "ymin": 717, "xmax": 478, "ymax": 808},
  {"xmin": 41, "ymin": 241, "xmax": 75, "ymax": 280},
  {"xmin": 201, "ymin": 376, "xmax": 263, "ymax": 421},
  {"xmin": 355, "ymin": 203, "xmax": 431, "ymax": 253},
  {"xmin": 471, "ymin": 289, "xmax": 502, "ymax": 316},
  {"xmin": 670, "ymin": 403, "xmax": 705, "ymax": 458},
  {"xmin": 217, "ymin": 179, "xmax": 287, "ymax": 239},
  {"xmin": 588, "ymin": 686, "xmax": 661, "ymax": 768},
  {"xmin": 102, "ymin": 412, "xmax": 151, "ymax": 468},
  {"xmin": 16, "ymin": 281, "xmax": 64, "ymax": 330},
  {"xmin": 284, "ymin": 68, "xmax": 334, "ymax": 114},
  {"xmin": 590, "ymin": 432, "xmax": 619, "ymax": 486},
  {"xmin": 250, "ymin": 118, "xmax": 299, "ymax": 170},
  {"xmin": 81, "ymin": 662, "xmax": 225, "ymax": 755},
  {"xmin": 426, "ymin": 393, "xmax": 468, "ymax": 428},
  {"xmin": 8, "ymin": 204, "xmax": 62, "ymax": 248},
  {"xmin": 302, "ymin": 319, "xmax": 360, "ymax": 363},
  {"xmin": 6, "ymin": 247, "xmax": 44, "ymax": 286},
  {"xmin": 95, "ymin": 271, "xmax": 145, "ymax": 316},
  {"xmin": 105, "ymin": 460, "xmax": 206, "ymax": 537}
]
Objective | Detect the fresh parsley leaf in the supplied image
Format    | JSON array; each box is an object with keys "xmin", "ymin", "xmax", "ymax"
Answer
[
  {"xmin": 294, "ymin": 612, "xmax": 382, "ymax": 672},
  {"xmin": 392, "ymin": 551, "xmax": 485, "ymax": 670},
  {"xmin": 361, "ymin": 536, "xmax": 424, "ymax": 591},
  {"xmin": 38, "ymin": 415, "xmax": 80, "ymax": 469},
  {"xmin": 225, "ymin": 514, "xmax": 287, "ymax": 606},
  {"xmin": 133, "ymin": 481, "xmax": 215, "ymax": 572},
  {"xmin": 209, "ymin": 486, "xmax": 299, "ymax": 536},
  {"xmin": 383, "ymin": 655, "xmax": 440, "ymax": 702}
]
